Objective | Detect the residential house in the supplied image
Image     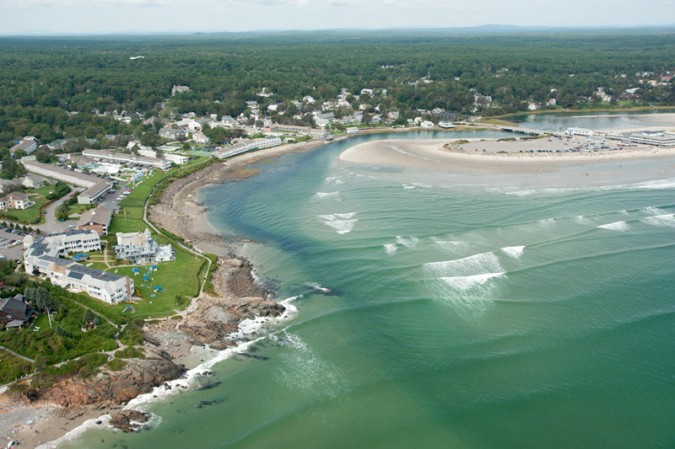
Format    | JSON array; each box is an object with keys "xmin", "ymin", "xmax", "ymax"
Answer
[
  {"xmin": 9, "ymin": 138, "xmax": 38, "ymax": 156},
  {"xmin": 257, "ymin": 87, "xmax": 274, "ymax": 98},
  {"xmin": 76, "ymin": 205, "xmax": 113, "ymax": 236},
  {"xmin": 191, "ymin": 132, "xmax": 210, "ymax": 144},
  {"xmin": 159, "ymin": 127, "xmax": 188, "ymax": 140},
  {"xmin": 314, "ymin": 112, "xmax": 335, "ymax": 127},
  {"xmin": 0, "ymin": 192, "xmax": 34, "ymax": 211},
  {"xmin": 22, "ymin": 175, "xmax": 46, "ymax": 189},
  {"xmin": 0, "ymin": 294, "xmax": 34, "ymax": 329},
  {"xmin": 171, "ymin": 85, "xmax": 191, "ymax": 96}
]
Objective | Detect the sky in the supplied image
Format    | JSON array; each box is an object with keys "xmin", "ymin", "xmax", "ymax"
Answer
[{"xmin": 1, "ymin": 0, "xmax": 674, "ymax": 35}]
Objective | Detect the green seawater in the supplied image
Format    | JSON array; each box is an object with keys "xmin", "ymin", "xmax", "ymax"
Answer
[{"xmin": 61, "ymin": 125, "xmax": 675, "ymax": 449}]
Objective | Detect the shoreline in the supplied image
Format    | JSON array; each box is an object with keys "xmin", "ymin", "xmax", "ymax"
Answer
[
  {"xmin": 4, "ymin": 121, "xmax": 675, "ymax": 448},
  {"xmin": 339, "ymin": 131, "xmax": 675, "ymax": 188},
  {"xmin": 1, "ymin": 138, "xmax": 330, "ymax": 449}
]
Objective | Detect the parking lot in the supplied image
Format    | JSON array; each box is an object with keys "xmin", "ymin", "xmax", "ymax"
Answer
[{"xmin": 0, "ymin": 227, "xmax": 30, "ymax": 262}]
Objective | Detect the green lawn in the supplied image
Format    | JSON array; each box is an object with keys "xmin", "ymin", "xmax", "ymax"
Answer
[
  {"xmin": 0, "ymin": 291, "xmax": 119, "ymax": 365},
  {"xmin": 106, "ymin": 245, "xmax": 204, "ymax": 318},
  {"xmin": 67, "ymin": 202, "xmax": 95, "ymax": 217},
  {"xmin": 0, "ymin": 184, "xmax": 62, "ymax": 224}
]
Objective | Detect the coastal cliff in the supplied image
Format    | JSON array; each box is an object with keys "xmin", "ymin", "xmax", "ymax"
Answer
[
  {"xmin": 26, "ymin": 358, "xmax": 186, "ymax": 408},
  {"xmin": 3, "ymin": 142, "xmax": 326, "ymax": 447}
]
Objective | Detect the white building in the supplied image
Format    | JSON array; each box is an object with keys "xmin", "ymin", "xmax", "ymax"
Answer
[
  {"xmin": 171, "ymin": 85, "xmax": 191, "ymax": 96},
  {"xmin": 22, "ymin": 175, "xmax": 46, "ymax": 189},
  {"xmin": 566, "ymin": 128, "xmax": 594, "ymax": 137},
  {"xmin": 627, "ymin": 131, "xmax": 675, "ymax": 147},
  {"xmin": 214, "ymin": 137, "xmax": 282, "ymax": 159},
  {"xmin": 23, "ymin": 230, "xmax": 133, "ymax": 304},
  {"xmin": 115, "ymin": 229, "xmax": 175, "ymax": 265},
  {"xmin": 0, "ymin": 192, "xmax": 34, "ymax": 211},
  {"xmin": 164, "ymin": 153, "xmax": 189, "ymax": 165},
  {"xmin": 82, "ymin": 149, "xmax": 172, "ymax": 171},
  {"xmin": 20, "ymin": 159, "xmax": 113, "ymax": 205},
  {"xmin": 138, "ymin": 148, "xmax": 158, "ymax": 158},
  {"xmin": 268, "ymin": 125, "xmax": 326, "ymax": 139}
]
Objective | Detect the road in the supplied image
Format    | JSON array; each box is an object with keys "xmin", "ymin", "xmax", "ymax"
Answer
[{"xmin": 36, "ymin": 189, "xmax": 78, "ymax": 234}]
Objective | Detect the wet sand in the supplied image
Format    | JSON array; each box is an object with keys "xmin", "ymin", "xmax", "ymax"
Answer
[{"xmin": 338, "ymin": 135, "xmax": 675, "ymax": 187}]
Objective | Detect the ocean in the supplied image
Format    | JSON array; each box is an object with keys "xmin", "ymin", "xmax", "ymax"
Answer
[{"xmin": 62, "ymin": 118, "xmax": 675, "ymax": 449}]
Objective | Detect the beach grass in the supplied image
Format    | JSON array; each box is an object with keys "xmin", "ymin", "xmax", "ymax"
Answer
[{"xmin": 0, "ymin": 351, "xmax": 34, "ymax": 384}]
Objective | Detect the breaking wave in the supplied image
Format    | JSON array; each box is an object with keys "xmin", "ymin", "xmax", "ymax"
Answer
[
  {"xmin": 641, "ymin": 214, "xmax": 675, "ymax": 228},
  {"xmin": 598, "ymin": 221, "xmax": 630, "ymax": 232},
  {"xmin": 425, "ymin": 251, "xmax": 504, "ymax": 279},
  {"xmin": 440, "ymin": 272, "xmax": 506, "ymax": 291},
  {"xmin": 501, "ymin": 246, "xmax": 525, "ymax": 259},
  {"xmin": 320, "ymin": 213, "xmax": 357, "ymax": 234},
  {"xmin": 314, "ymin": 192, "xmax": 341, "ymax": 201}
]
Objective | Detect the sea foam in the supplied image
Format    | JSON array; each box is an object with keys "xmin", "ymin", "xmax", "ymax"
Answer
[
  {"xmin": 432, "ymin": 239, "xmax": 469, "ymax": 253},
  {"xmin": 501, "ymin": 246, "xmax": 525, "ymax": 259},
  {"xmin": 271, "ymin": 331, "xmax": 341, "ymax": 394},
  {"xmin": 396, "ymin": 235, "xmax": 419, "ymax": 248},
  {"xmin": 598, "ymin": 221, "xmax": 630, "ymax": 232},
  {"xmin": 440, "ymin": 272, "xmax": 506, "ymax": 291},
  {"xmin": 425, "ymin": 252, "xmax": 503, "ymax": 278},
  {"xmin": 325, "ymin": 177, "xmax": 344, "ymax": 185},
  {"xmin": 384, "ymin": 243, "xmax": 397, "ymax": 255},
  {"xmin": 641, "ymin": 214, "xmax": 675, "ymax": 228},
  {"xmin": 642, "ymin": 206, "xmax": 668, "ymax": 216},
  {"xmin": 574, "ymin": 215, "xmax": 593, "ymax": 225},
  {"xmin": 319, "ymin": 213, "xmax": 357, "ymax": 234},
  {"xmin": 38, "ymin": 296, "xmax": 301, "ymax": 448},
  {"xmin": 314, "ymin": 192, "xmax": 341, "ymax": 201}
]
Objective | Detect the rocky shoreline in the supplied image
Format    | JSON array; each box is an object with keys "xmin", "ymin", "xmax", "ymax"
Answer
[{"xmin": 1, "ymin": 139, "xmax": 326, "ymax": 448}]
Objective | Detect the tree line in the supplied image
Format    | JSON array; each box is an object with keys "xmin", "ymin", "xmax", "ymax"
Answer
[{"xmin": 0, "ymin": 30, "xmax": 673, "ymax": 149}]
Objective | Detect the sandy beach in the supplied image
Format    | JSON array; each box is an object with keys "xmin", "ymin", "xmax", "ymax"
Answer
[
  {"xmin": 1, "ymin": 139, "xmax": 328, "ymax": 449},
  {"xmin": 3, "ymin": 123, "xmax": 675, "ymax": 448},
  {"xmin": 339, "ymin": 133, "xmax": 675, "ymax": 187},
  {"xmin": 149, "ymin": 139, "xmax": 327, "ymax": 255}
]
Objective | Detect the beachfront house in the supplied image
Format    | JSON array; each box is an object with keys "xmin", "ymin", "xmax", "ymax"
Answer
[
  {"xmin": 23, "ymin": 230, "xmax": 134, "ymax": 304},
  {"xmin": 115, "ymin": 229, "xmax": 175, "ymax": 265}
]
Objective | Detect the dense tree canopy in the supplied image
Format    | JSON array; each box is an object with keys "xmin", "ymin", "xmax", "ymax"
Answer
[{"xmin": 0, "ymin": 30, "xmax": 673, "ymax": 149}]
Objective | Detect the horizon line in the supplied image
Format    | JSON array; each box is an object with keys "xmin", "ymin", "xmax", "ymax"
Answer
[{"xmin": 2, "ymin": 23, "xmax": 675, "ymax": 38}]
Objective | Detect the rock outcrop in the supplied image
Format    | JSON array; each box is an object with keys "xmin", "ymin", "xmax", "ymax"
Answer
[
  {"xmin": 34, "ymin": 359, "xmax": 185, "ymax": 408},
  {"xmin": 109, "ymin": 409, "xmax": 151, "ymax": 433}
]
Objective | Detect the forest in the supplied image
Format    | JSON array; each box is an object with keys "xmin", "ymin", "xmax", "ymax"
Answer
[{"xmin": 0, "ymin": 29, "xmax": 673, "ymax": 150}]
